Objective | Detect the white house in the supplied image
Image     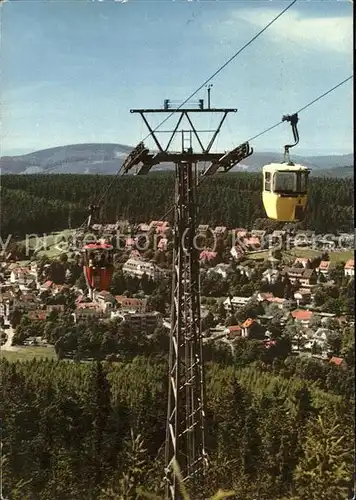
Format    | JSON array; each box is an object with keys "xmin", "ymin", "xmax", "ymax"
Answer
[
  {"xmin": 344, "ymin": 259, "xmax": 354, "ymax": 277},
  {"xmin": 10, "ymin": 268, "xmax": 34, "ymax": 285},
  {"xmin": 262, "ymin": 269, "xmax": 280, "ymax": 285},
  {"xmin": 235, "ymin": 265, "xmax": 253, "ymax": 279},
  {"xmin": 294, "ymin": 288, "xmax": 312, "ymax": 306},
  {"xmin": 207, "ymin": 264, "xmax": 230, "ymax": 279},
  {"xmin": 230, "ymin": 245, "xmax": 245, "ymax": 260},
  {"xmin": 313, "ymin": 328, "xmax": 329, "ymax": 345},
  {"xmin": 316, "ymin": 260, "xmax": 331, "ymax": 276},
  {"xmin": 94, "ymin": 290, "xmax": 117, "ymax": 313},
  {"xmin": 223, "ymin": 296, "xmax": 252, "ymax": 311},
  {"xmin": 0, "ymin": 292, "xmax": 12, "ymax": 320},
  {"xmin": 122, "ymin": 258, "xmax": 163, "ymax": 281}
]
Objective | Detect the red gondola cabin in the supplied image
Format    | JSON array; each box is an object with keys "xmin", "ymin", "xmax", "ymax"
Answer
[{"xmin": 82, "ymin": 242, "xmax": 114, "ymax": 292}]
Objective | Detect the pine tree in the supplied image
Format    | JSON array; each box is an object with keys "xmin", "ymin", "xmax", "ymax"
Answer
[
  {"xmin": 88, "ymin": 361, "xmax": 112, "ymax": 488},
  {"xmin": 293, "ymin": 414, "xmax": 353, "ymax": 499},
  {"xmin": 241, "ymin": 406, "xmax": 261, "ymax": 479}
]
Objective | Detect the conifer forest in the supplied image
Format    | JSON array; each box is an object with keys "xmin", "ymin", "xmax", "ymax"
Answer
[{"xmin": 1, "ymin": 173, "xmax": 353, "ymax": 237}]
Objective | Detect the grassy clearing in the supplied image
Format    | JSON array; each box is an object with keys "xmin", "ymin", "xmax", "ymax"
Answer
[
  {"xmin": 0, "ymin": 346, "xmax": 57, "ymax": 362},
  {"xmin": 20, "ymin": 229, "xmax": 74, "ymax": 259},
  {"xmin": 245, "ymin": 248, "xmax": 353, "ymax": 264},
  {"xmin": 283, "ymin": 248, "xmax": 354, "ymax": 263},
  {"xmin": 244, "ymin": 251, "xmax": 270, "ymax": 261}
]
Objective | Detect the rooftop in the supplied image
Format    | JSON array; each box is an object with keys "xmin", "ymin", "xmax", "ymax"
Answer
[
  {"xmin": 227, "ymin": 325, "xmax": 241, "ymax": 332},
  {"xmin": 291, "ymin": 309, "xmax": 313, "ymax": 321},
  {"xmin": 318, "ymin": 260, "xmax": 331, "ymax": 269},
  {"xmin": 329, "ymin": 356, "xmax": 344, "ymax": 366},
  {"xmin": 241, "ymin": 318, "xmax": 256, "ymax": 328}
]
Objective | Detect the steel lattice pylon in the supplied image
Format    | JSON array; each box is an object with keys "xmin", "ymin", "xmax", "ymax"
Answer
[
  {"xmin": 164, "ymin": 160, "xmax": 207, "ymax": 498},
  {"xmin": 120, "ymin": 101, "xmax": 253, "ymax": 500}
]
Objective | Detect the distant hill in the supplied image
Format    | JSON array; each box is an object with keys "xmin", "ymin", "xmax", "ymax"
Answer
[
  {"xmin": 0, "ymin": 143, "xmax": 353, "ymax": 176},
  {"xmin": 311, "ymin": 165, "xmax": 354, "ymax": 178},
  {"xmin": 0, "ymin": 143, "xmax": 132, "ymax": 175},
  {"xmin": 235, "ymin": 152, "xmax": 354, "ymax": 173}
]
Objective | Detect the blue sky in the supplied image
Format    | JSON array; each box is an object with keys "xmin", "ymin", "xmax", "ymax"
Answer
[{"xmin": 1, "ymin": 0, "xmax": 353, "ymax": 156}]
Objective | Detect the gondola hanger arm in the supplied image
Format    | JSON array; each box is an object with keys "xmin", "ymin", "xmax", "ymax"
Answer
[{"xmin": 282, "ymin": 113, "xmax": 299, "ymax": 163}]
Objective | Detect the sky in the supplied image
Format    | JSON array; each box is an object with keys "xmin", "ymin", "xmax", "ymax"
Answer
[{"xmin": 0, "ymin": 0, "xmax": 353, "ymax": 157}]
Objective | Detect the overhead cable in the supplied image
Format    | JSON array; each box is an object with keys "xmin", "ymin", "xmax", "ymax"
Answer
[
  {"xmin": 247, "ymin": 75, "xmax": 353, "ymax": 143},
  {"xmin": 96, "ymin": 0, "xmax": 298, "ymax": 206},
  {"xmin": 140, "ymin": 0, "xmax": 298, "ymax": 141},
  {"xmin": 156, "ymin": 73, "xmax": 354, "ymax": 222}
]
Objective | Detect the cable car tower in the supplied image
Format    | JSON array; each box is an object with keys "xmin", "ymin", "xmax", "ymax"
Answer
[{"xmin": 121, "ymin": 97, "xmax": 253, "ymax": 499}]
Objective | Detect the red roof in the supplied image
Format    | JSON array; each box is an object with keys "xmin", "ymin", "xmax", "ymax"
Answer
[
  {"xmin": 344, "ymin": 259, "xmax": 354, "ymax": 269},
  {"xmin": 200, "ymin": 250, "xmax": 217, "ymax": 261},
  {"xmin": 291, "ymin": 309, "xmax": 313, "ymax": 321},
  {"xmin": 42, "ymin": 280, "xmax": 53, "ymax": 288},
  {"xmin": 228, "ymin": 325, "xmax": 241, "ymax": 332},
  {"xmin": 329, "ymin": 356, "xmax": 343, "ymax": 366},
  {"xmin": 241, "ymin": 318, "xmax": 256, "ymax": 328},
  {"xmin": 83, "ymin": 242, "xmax": 113, "ymax": 250}
]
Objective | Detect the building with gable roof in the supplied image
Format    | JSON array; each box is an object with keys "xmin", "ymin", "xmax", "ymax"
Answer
[
  {"xmin": 316, "ymin": 260, "xmax": 331, "ymax": 276},
  {"xmin": 344, "ymin": 259, "xmax": 354, "ymax": 277}
]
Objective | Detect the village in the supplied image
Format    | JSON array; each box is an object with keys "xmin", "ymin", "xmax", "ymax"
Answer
[{"xmin": 0, "ymin": 219, "xmax": 354, "ymax": 367}]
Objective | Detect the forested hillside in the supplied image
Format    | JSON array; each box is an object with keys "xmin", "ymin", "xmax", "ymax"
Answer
[
  {"xmin": 0, "ymin": 142, "xmax": 352, "ymax": 174},
  {"xmin": 1, "ymin": 357, "xmax": 353, "ymax": 499},
  {"xmin": 1, "ymin": 173, "xmax": 353, "ymax": 237}
]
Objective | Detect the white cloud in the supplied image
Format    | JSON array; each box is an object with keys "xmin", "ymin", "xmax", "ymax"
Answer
[{"xmin": 229, "ymin": 9, "xmax": 353, "ymax": 54}]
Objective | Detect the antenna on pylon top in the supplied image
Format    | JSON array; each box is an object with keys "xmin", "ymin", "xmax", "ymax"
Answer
[{"xmin": 206, "ymin": 84, "xmax": 213, "ymax": 109}]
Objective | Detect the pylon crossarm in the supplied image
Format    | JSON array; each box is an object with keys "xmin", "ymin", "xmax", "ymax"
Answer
[{"xmin": 201, "ymin": 141, "xmax": 253, "ymax": 176}]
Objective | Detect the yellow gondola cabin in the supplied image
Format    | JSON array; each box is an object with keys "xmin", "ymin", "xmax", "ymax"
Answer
[{"xmin": 262, "ymin": 162, "xmax": 310, "ymax": 221}]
